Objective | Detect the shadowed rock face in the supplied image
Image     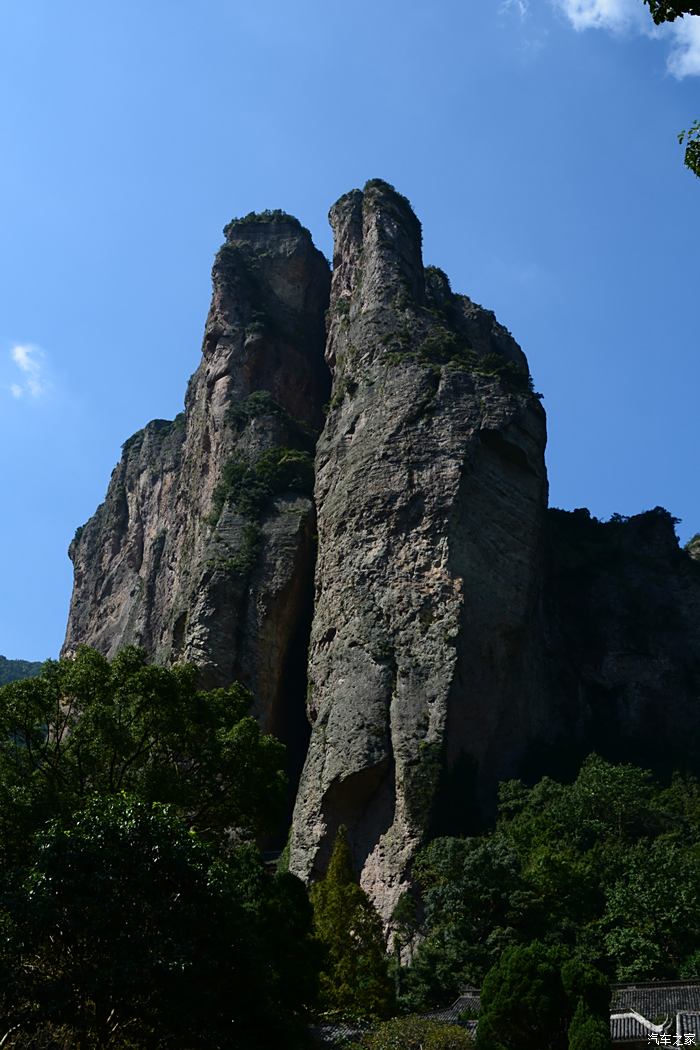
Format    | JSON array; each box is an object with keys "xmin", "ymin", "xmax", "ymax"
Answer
[
  {"xmin": 64, "ymin": 214, "xmax": 330, "ymax": 760},
  {"xmin": 537, "ymin": 507, "xmax": 700, "ymax": 781},
  {"xmin": 287, "ymin": 181, "xmax": 549, "ymax": 921}
]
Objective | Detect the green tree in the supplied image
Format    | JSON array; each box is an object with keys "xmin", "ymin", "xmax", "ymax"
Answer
[
  {"xmin": 567, "ymin": 1000, "xmax": 611, "ymax": 1050},
  {"xmin": 310, "ymin": 826, "xmax": 394, "ymax": 1021},
  {"xmin": 643, "ymin": 0, "xmax": 700, "ymax": 22},
  {"xmin": 1, "ymin": 795, "xmax": 317, "ymax": 1049},
  {"xmin": 475, "ymin": 942, "xmax": 569, "ymax": 1050},
  {"xmin": 402, "ymin": 836, "xmax": 539, "ymax": 1009},
  {"xmin": 402, "ymin": 755, "xmax": 700, "ymax": 1001},
  {"xmin": 603, "ymin": 839, "xmax": 700, "ymax": 979},
  {"xmin": 475, "ymin": 943, "xmax": 610, "ymax": 1050},
  {"xmin": 0, "ymin": 646, "xmax": 286, "ymax": 869},
  {"xmin": 562, "ymin": 958, "xmax": 611, "ymax": 1049},
  {"xmin": 679, "ymin": 122, "xmax": 700, "ymax": 178},
  {"xmin": 639, "ymin": 0, "xmax": 700, "ymax": 176}
]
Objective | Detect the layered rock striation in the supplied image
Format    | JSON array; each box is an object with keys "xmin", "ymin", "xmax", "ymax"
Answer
[
  {"xmin": 64, "ymin": 212, "xmax": 330, "ymax": 757},
  {"xmin": 287, "ymin": 181, "xmax": 549, "ymax": 919}
]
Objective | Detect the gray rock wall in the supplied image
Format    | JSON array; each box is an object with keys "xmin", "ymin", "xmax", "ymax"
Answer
[
  {"xmin": 64, "ymin": 214, "xmax": 330, "ymax": 758},
  {"xmin": 288, "ymin": 181, "xmax": 549, "ymax": 921},
  {"xmin": 64, "ymin": 183, "xmax": 700, "ymax": 924}
]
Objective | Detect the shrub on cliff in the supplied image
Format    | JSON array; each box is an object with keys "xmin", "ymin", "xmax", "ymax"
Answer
[{"xmin": 311, "ymin": 826, "xmax": 394, "ymax": 1022}]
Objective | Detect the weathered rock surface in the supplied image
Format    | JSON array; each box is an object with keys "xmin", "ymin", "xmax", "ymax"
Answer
[
  {"xmin": 64, "ymin": 212, "xmax": 330, "ymax": 760},
  {"xmin": 287, "ymin": 181, "xmax": 549, "ymax": 921},
  {"xmin": 64, "ymin": 181, "xmax": 700, "ymax": 925}
]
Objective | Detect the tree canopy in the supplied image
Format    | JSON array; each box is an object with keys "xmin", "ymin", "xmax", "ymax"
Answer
[
  {"xmin": 400, "ymin": 755, "xmax": 700, "ymax": 1009},
  {"xmin": 0, "ymin": 795, "xmax": 318, "ymax": 1049},
  {"xmin": 475, "ymin": 943, "xmax": 610, "ymax": 1050},
  {"xmin": 0, "ymin": 648, "xmax": 317, "ymax": 1048},
  {"xmin": 643, "ymin": 0, "xmax": 700, "ymax": 22},
  {"xmin": 0, "ymin": 645, "xmax": 286, "ymax": 872}
]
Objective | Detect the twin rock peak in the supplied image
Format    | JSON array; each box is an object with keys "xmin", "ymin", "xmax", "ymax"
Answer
[{"xmin": 63, "ymin": 179, "xmax": 700, "ymax": 922}]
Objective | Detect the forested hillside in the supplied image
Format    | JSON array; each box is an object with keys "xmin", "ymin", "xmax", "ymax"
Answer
[{"xmin": 0, "ymin": 657, "xmax": 43, "ymax": 686}]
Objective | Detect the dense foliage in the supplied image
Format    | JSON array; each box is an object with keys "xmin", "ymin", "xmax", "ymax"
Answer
[
  {"xmin": 0, "ymin": 649, "xmax": 317, "ymax": 1049},
  {"xmin": 311, "ymin": 826, "xmax": 394, "ymax": 1022},
  {"xmin": 643, "ymin": 0, "xmax": 700, "ymax": 22},
  {"xmin": 679, "ymin": 120, "xmax": 700, "ymax": 179},
  {"xmin": 0, "ymin": 796, "xmax": 317, "ymax": 1049},
  {"xmin": 0, "ymin": 646, "xmax": 286, "ymax": 868},
  {"xmin": 5, "ymin": 648, "xmax": 699, "ymax": 1044},
  {"xmin": 475, "ymin": 943, "xmax": 610, "ymax": 1050},
  {"xmin": 400, "ymin": 754, "xmax": 700, "ymax": 1009}
]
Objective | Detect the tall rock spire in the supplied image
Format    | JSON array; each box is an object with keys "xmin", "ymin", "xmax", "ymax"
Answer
[
  {"xmin": 63, "ymin": 212, "xmax": 330, "ymax": 761},
  {"xmin": 288, "ymin": 180, "xmax": 548, "ymax": 920}
]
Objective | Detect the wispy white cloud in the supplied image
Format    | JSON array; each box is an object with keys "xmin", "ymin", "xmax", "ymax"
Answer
[
  {"xmin": 552, "ymin": 0, "xmax": 649, "ymax": 33},
  {"xmin": 552, "ymin": 0, "xmax": 700, "ymax": 77},
  {"xmin": 502, "ymin": 0, "xmax": 530, "ymax": 18},
  {"xmin": 667, "ymin": 16, "xmax": 700, "ymax": 77},
  {"xmin": 8, "ymin": 344, "xmax": 49, "ymax": 399}
]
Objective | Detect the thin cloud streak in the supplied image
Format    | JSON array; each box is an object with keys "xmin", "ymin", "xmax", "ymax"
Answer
[
  {"xmin": 501, "ymin": 0, "xmax": 531, "ymax": 17},
  {"xmin": 9, "ymin": 344, "xmax": 49, "ymax": 399}
]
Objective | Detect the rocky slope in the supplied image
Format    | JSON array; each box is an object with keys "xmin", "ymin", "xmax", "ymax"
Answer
[
  {"xmin": 64, "ymin": 212, "xmax": 330, "ymax": 764},
  {"xmin": 286, "ymin": 182, "xmax": 548, "ymax": 919}
]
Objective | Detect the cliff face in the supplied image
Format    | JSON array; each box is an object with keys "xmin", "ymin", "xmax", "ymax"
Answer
[
  {"xmin": 539, "ymin": 507, "xmax": 700, "ymax": 778},
  {"xmin": 64, "ymin": 213, "xmax": 330, "ymax": 756},
  {"xmin": 64, "ymin": 181, "xmax": 700, "ymax": 923},
  {"xmin": 287, "ymin": 182, "xmax": 549, "ymax": 920}
]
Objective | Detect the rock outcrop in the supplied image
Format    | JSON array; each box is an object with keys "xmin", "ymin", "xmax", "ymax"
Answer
[
  {"xmin": 64, "ymin": 181, "xmax": 700, "ymax": 924},
  {"xmin": 287, "ymin": 181, "xmax": 548, "ymax": 921},
  {"xmin": 64, "ymin": 212, "xmax": 330, "ymax": 765}
]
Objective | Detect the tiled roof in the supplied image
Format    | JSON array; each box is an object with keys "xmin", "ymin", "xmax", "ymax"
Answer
[
  {"xmin": 310, "ymin": 982, "xmax": 700, "ymax": 1046},
  {"xmin": 427, "ymin": 992, "xmax": 481, "ymax": 1024},
  {"xmin": 610, "ymin": 1011, "xmax": 700, "ymax": 1044},
  {"xmin": 608, "ymin": 1007, "xmax": 671, "ymax": 1041},
  {"xmin": 612, "ymin": 983, "xmax": 700, "ymax": 1017},
  {"xmin": 309, "ymin": 1021, "xmax": 366, "ymax": 1046}
]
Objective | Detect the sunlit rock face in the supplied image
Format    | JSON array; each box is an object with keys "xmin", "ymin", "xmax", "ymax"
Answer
[
  {"xmin": 287, "ymin": 181, "xmax": 548, "ymax": 922},
  {"xmin": 64, "ymin": 213, "xmax": 331, "ymax": 765}
]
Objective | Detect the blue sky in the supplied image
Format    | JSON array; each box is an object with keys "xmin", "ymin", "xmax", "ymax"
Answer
[{"xmin": 1, "ymin": 0, "xmax": 698, "ymax": 660}]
